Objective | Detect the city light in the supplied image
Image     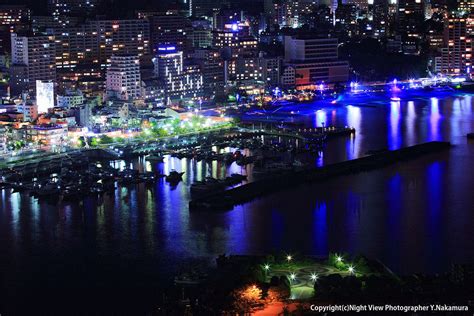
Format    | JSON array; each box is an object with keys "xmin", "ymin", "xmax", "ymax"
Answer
[
  {"xmin": 286, "ymin": 255, "xmax": 293, "ymax": 262},
  {"xmin": 348, "ymin": 266, "xmax": 355, "ymax": 275}
]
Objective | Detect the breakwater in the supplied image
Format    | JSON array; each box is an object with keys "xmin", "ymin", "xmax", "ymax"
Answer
[{"xmin": 189, "ymin": 141, "xmax": 451, "ymax": 211}]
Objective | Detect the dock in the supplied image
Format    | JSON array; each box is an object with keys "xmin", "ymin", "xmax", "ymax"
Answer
[{"xmin": 189, "ymin": 141, "xmax": 451, "ymax": 211}]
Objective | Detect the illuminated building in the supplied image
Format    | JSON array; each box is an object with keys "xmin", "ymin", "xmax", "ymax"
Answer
[
  {"xmin": 259, "ymin": 54, "xmax": 281, "ymax": 85},
  {"xmin": 367, "ymin": 0, "xmax": 391, "ymax": 38},
  {"xmin": 265, "ymin": 0, "xmax": 316, "ymax": 28},
  {"xmin": 154, "ymin": 46, "xmax": 184, "ymax": 102},
  {"xmin": 0, "ymin": 5, "xmax": 30, "ymax": 54},
  {"xmin": 57, "ymin": 89, "xmax": 84, "ymax": 108},
  {"xmin": 106, "ymin": 54, "xmax": 142, "ymax": 101},
  {"xmin": 191, "ymin": 20, "xmax": 213, "ymax": 48},
  {"xmin": 0, "ymin": 5, "xmax": 30, "ymax": 26},
  {"xmin": 212, "ymin": 22, "xmax": 258, "ymax": 81},
  {"xmin": 283, "ymin": 36, "xmax": 349, "ymax": 87},
  {"xmin": 24, "ymin": 124, "xmax": 68, "ymax": 146},
  {"xmin": 335, "ymin": 4, "xmax": 358, "ymax": 36},
  {"xmin": 36, "ymin": 80, "xmax": 55, "ymax": 114},
  {"xmin": 154, "ymin": 46, "xmax": 203, "ymax": 103},
  {"xmin": 147, "ymin": 11, "xmax": 191, "ymax": 53},
  {"xmin": 397, "ymin": 0, "xmax": 424, "ymax": 54},
  {"xmin": 191, "ymin": 48, "xmax": 224, "ymax": 94},
  {"xmin": 50, "ymin": 19, "xmax": 150, "ymax": 74},
  {"xmin": 47, "ymin": 0, "xmax": 100, "ymax": 17},
  {"xmin": 17, "ymin": 99, "xmax": 38, "ymax": 122},
  {"xmin": 213, "ymin": 9, "xmax": 243, "ymax": 30},
  {"xmin": 10, "ymin": 33, "xmax": 56, "ymax": 95},
  {"xmin": 439, "ymin": 16, "xmax": 472, "ymax": 75},
  {"xmin": 281, "ymin": 65, "xmax": 296, "ymax": 86},
  {"xmin": 457, "ymin": 0, "xmax": 473, "ymax": 13},
  {"xmin": 182, "ymin": 64, "xmax": 204, "ymax": 99}
]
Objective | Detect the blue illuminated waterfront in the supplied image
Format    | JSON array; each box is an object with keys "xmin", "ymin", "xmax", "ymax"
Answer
[{"xmin": 1, "ymin": 90, "xmax": 474, "ymax": 310}]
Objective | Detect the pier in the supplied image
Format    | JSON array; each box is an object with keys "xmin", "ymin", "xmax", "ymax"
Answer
[{"xmin": 189, "ymin": 141, "xmax": 451, "ymax": 211}]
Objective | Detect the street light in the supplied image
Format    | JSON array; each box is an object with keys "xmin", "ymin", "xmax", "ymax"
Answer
[
  {"xmin": 289, "ymin": 273, "xmax": 296, "ymax": 281},
  {"xmin": 310, "ymin": 273, "xmax": 318, "ymax": 282},
  {"xmin": 263, "ymin": 264, "xmax": 270, "ymax": 280},
  {"xmin": 348, "ymin": 266, "xmax": 355, "ymax": 275},
  {"xmin": 286, "ymin": 254, "xmax": 293, "ymax": 263},
  {"xmin": 336, "ymin": 256, "xmax": 343, "ymax": 263}
]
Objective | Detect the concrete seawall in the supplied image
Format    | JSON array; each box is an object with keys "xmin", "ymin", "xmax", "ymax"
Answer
[{"xmin": 189, "ymin": 141, "xmax": 451, "ymax": 211}]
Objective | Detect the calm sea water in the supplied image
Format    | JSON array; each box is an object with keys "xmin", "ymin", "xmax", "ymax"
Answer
[{"xmin": 1, "ymin": 90, "xmax": 473, "ymax": 312}]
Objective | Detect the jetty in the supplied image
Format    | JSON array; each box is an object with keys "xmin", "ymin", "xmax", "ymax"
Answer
[{"xmin": 189, "ymin": 141, "xmax": 451, "ymax": 211}]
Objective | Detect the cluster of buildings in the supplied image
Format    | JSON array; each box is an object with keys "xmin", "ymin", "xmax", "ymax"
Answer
[{"xmin": 0, "ymin": 0, "xmax": 472, "ymax": 148}]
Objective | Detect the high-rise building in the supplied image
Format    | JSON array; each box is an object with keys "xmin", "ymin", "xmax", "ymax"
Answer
[
  {"xmin": 192, "ymin": 20, "xmax": 213, "ymax": 48},
  {"xmin": 182, "ymin": 64, "xmax": 204, "ymax": 99},
  {"xmin": 154, "ymin": 46, "xmax": 203, "ymax": 103},
  {"xmin": 0, "ymin": 5, "xmax": 30, "ymax": 25},
  {"xmin": 440, "ymin": 16, "xmax": 472, "ymax": 74},
  {"xmin": 283, "ymin": 35, "xmax": 349, "ymax": 87},
  {"xmin": 0, "ymin": 5, "xmax": 30, "ymax": 54},
  {"xmin": 398, "ymin": 0, "xmax": 425, "ymax": 54},
  {"xmin": 49, "ymin": 19, "xmax": 150, "ymax": 77},
  {"xmin": 154, "ymin": 46, "xmax": 184, "ymax": 102},
  {"xmin": 10, "ymin": 33, "xmax": 56, "ymax": 95},
  {"xmin": 212, "ymin": 21, "xmax": 258, "ymax": 81},
  {"xmin": 147, "ymin": 11, "xmax": 191, "ymax": 53},
  {"xmin": 191, "ymin": 48, "xmax": 224, "ymax": 94},
  {"xmin": 106, "ymin": 55, "xmax": 142, "ymax": 101},
  {"xmin": 47, "ymin": 0, "xmax": 100, "ymax": 17},
  {"xmin": 457, "ymin": 0, "xmax": 473, "ymax": 13}
]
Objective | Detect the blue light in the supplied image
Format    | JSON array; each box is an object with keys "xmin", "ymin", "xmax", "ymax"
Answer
[
  {"xmin": 231, "ymin": 23, "xmax": 238, "ymax": 32},
  {"xmin": 158, "ymin": 46, "xmax": 176, "ymax": 52}
]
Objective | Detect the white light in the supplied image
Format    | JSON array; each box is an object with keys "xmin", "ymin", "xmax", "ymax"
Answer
[{"xmin": 36, "ymin": 80, "xmax": 54, "ymax": 113}]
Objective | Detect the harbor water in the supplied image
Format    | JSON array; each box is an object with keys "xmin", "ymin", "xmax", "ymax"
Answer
[{"xmin": 1, "ymin": 90, "xmax": 474, "ymax": 311}]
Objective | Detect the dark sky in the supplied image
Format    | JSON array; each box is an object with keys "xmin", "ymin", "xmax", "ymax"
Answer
[{"xmin": 3, "ymin": 0, "xmax": 165, "ymax": 16}]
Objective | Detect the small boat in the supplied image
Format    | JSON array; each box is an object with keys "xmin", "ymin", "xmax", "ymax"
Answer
[
  {"xmin": 140, "ymin": 172, "xmax": 156, "ymax": 183},
  {"xmin": 35, "ymin": 182, "xmax": 61, "ymax": 198},
  {"xmin": 165, "ymin": 170, "xmax": 185, "ymax": 183},
  {"xmin": 90, "ymin": 182, "xmax": 105, "ymax": 194}
]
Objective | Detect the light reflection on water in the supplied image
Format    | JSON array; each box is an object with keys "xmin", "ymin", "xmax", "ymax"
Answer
[{"xmin": 1, "ymin": 92, "xmax": 474, "ymax": 294}]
